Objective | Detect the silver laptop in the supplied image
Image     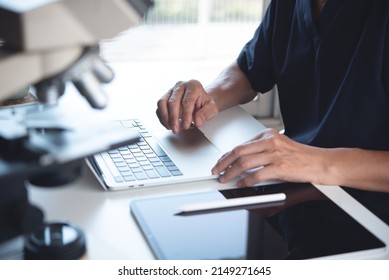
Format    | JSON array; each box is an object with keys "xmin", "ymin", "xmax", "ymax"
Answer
[{"xmin": 87, "ymin": 106, "xmax": 266, "ymax": 191}]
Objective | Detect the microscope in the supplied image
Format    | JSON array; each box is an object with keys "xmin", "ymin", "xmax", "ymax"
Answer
[{"xmin": 0, "ymin": 0, "xmax": 153, "ymax": 259}]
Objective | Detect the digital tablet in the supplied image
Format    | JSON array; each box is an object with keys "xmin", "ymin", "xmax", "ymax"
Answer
[{"xmin": 130, "ymin": 182, "xmax": 389, "ymax": 260}]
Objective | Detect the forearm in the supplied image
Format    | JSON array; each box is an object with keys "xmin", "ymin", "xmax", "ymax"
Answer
[
  {"xmin": 205, "ymin": 61, "xmax": 258, "ymax": 112},
  {"xmin": 318, "ymin": 148, "xmax": 389, "ymax": 192}
]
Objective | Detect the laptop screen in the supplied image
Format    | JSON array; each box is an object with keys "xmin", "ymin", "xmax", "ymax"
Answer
[{"xmin": 130, "ymin": 182, "xmax": 387, "ymax": 260}]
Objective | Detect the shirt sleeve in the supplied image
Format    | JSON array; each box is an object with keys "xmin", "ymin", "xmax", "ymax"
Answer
[{"xmin": 237, "ymin": 0, "xmax": 277, "ymax": 93}]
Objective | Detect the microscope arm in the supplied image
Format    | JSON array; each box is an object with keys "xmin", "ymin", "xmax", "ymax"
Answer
[
  {"xmin": 0, "ymin": 45, "xmax": 82, "ymax": 102},
  {"xmin": 0, "ymin": 0, "xmax": 151, "ymax": 107}
]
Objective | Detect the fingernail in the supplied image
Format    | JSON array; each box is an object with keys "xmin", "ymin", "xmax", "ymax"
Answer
[{"xmin": 182, "ymin": 121, "xmax": 190, "ymax": 129}]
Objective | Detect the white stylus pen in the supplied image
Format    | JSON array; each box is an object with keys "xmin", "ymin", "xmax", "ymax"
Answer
[{"xmin": 176, "ymin": 192, "xmax": 286, "ymax": 214}]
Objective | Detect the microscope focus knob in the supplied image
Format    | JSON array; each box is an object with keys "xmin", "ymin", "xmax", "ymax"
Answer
[{"xmin": 24, "ymin": 222, "xmax": 86, "ymax": 260}]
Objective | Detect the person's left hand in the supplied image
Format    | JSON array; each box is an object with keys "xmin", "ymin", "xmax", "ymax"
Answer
[{"xmin": 211, "ymin": 129, "xmax": 325, "ymax": 187}]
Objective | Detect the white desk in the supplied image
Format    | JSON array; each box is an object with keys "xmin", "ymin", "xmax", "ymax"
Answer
[{"xmin": 27, "ymin": 64, "xmax": 389, "ymax": 260}]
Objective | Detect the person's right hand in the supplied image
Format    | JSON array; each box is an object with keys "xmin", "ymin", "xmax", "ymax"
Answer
[{"xmin": 156, "ymin": 79, "xmax": 219, "ymax": 134}]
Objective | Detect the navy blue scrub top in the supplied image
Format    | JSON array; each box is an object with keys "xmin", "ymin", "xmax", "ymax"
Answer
[
  {"xmin": 237, "ymin": 0, "xmax": 389, "ymax": 220},
  {"xmin": 237, "ymin": 0, "xmax": 389, "ymax": 150}
]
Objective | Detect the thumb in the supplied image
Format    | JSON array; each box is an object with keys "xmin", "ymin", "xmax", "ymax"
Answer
[{"xmin": 193, "ymin": 102, "xmax": 218, "ymax": 127}]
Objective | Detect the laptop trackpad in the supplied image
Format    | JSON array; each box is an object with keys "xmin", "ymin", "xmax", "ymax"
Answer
[{"xmin": 159, "ymin": 127, "xmax": 221, "ymax": 156}]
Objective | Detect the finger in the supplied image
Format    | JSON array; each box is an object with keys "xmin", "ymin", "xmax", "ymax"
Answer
[
  {"xmin": 250, "ymin": 128, "xmax": 279, "ymax": 141},
  {"xmin": 193, "ymin": 101, "xmax": 218, "ymax": 128},
  {"xmin": 156, "ymin": 92, "xmax": 172, "ymax": 130},
  {"xmin": 168, "ymin": 81, "xmax": 185, "ymax": 134},
  {"xmin": 156, "ymin": 108, "xmax": 169, "ymax": 130},
  {"xmin": 236, "ymin": 165, "xmax": 280, "ymax": 187},
  {"xmin": 212, "ymin": 140, "xmax": 268, "ymax": 175},
  {"xmin": 180, "ymin": 82, "xmax": 198, "ymax": 129},
  {"xmin": 218, "ymin": 153, "xmax": 271, "ymax": 183}
]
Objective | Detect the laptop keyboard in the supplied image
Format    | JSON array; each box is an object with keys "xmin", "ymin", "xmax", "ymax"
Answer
[{"xmin": 106, "ymin": 119, "xmax": 183, "ymax": 183}]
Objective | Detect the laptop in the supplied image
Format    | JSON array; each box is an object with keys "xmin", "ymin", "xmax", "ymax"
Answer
[{"xmin": 87, "ymin": 106, "xmax": 267, "ymax": 191}]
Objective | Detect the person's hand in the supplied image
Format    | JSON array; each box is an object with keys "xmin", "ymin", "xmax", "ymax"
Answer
[
  {"xmin": 211, "ymin": 129, "xmax": 325, "ymax": 187},
  {"xmin": 156, "ymin": 80, "xmax": 219, "ymax": 134}
]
